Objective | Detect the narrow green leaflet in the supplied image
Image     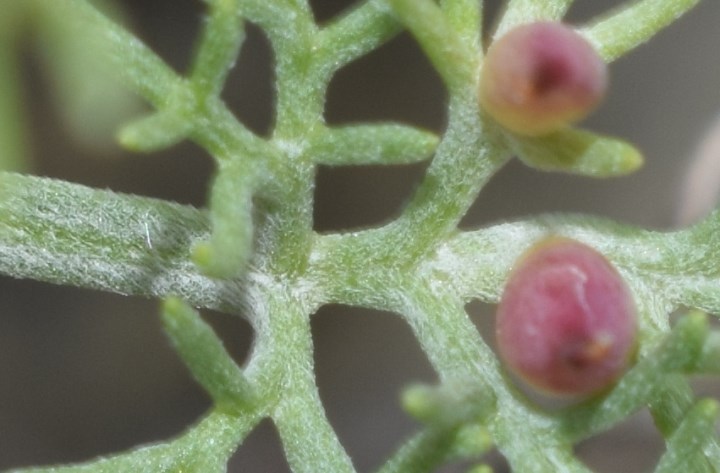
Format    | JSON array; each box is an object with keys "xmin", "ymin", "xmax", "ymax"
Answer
[
  {"xmin": 402, "ymin": 379, "xmax": 496, "ymax": 427},
  {"xmin": 654, "ymin": 399, "xmax": 720, "ymax": 473},
  {"xmin": 162, "ymin": 297, "xmax": 254, "ymax": 408},
  {"xmin": 9, "ymin": 409, "xmax": 258, "ymax": 473},
  {"xmin": 308, "ymin": 124, "xmax": 438, "ymax": 165},
  {"xmin": 0, "ymin": 172, "xmax": 232, "ymax": 312},
  {"xmin": 60, "ymin": 0, "xmax": 181, "ymax": 108},
  {"xmin": 62, "ymin": 0, "xmax": 266, "ymax": 159},
  {"xmin": 188, "ymin": 0, "xmax": 245, "ymax": 98},
  {"xmin": 695, "ymin": 331, "xmax": 720, "ymax": 374},
  {"xmin": 192, "ymin": 160, "xmax": 257, "ymax": 278},
  {"xmin": 35, "ymin": 0, "xmax": 142, "ymax": 150},
  {"xmin": 439, "ymin": 0, "xmax": 483, "ymax": 48},
  {"xmin": 493, "ymin": 0, "xmax": 573, "ymax": 39},
  {"xmin": 376, "ymin": 428, "xmax": 473, "ymax": 473},
  {"xmin": 509, "ymin": 128, "xmax": 643, "ymax": 177},
  {"xmin": 317, "ymin": 0, "xmax": 401, "ymax": 76},
  {"xmin": 118, "ymin": 110, "xmax": 193, "ymax": 152},
  {"xmin": 580, "ymin": 0, "xmax": 702, "ymax": 62},
  {"xmin": 387, "ymin": 0, "xmax": 475, "ymax": 91},
  {"xmin": 466, "ymin": 466, "xmax": 494, "ymax": 473}
]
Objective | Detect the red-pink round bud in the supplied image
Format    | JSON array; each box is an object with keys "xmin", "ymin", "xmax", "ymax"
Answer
[
  {"xmin": 496, "ymin": 237, "xmax": 637, "ymax": 397},
  {"xmin": 479, "ymin": 21, "xmax": 607, "ymax": 136}
]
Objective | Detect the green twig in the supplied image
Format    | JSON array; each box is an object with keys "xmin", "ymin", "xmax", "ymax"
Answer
[
  {"xmin": 580, "ymin": 0, "xmax": 701, "ymax": 62},
  {"xmin": 162, "ymin": 297, "xmax": 254, "ymax": 409},
  {"xmin": 318, "ymin": 0, "xmax": 401, "ymax": 76},
  {"xmin": 189, "ymin": 0, "xmax": 245, "ymax": 98},
  {"xmin": 493, "ymin": 0, "xmax": 573, "ymax": 39},
  {"xmin": 387, "ymin": 0, "xmax": 475, "ymax": 91}
]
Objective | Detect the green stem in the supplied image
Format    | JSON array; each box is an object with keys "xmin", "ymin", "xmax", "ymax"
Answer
[
  {"xmin": 191, "ymin": 97, "xmax": 271, "ymax": 163},
  {"xmin": 654, "ymin": 399, "xmax": 720, "ymax": 473},
  {"xmin": 162, "ymin": 297, "xmax": 254, "ymax": 409},
  {"xmin": 580, "ymin": 0, "xmax": 702, "ymax": 62},
  {"xmin": 254, "ymin": 160, "xmax": 315, "ymax": 275},
  {"xmin": 649, "ymin": 382, "xmax": 720, "ymax": 469},
  {"xmin": 189, "ymin": 0, "xmax": 245, "ymax": 98},
  {"xmin": 249, "ymin": 287, "xmax": 355, "ymax": 472},
  {"xmin": 387, "ymin": 0, "xmax": 475, "ymax": 91},
  {"xmin": 388, "ymin": 94, "xmax": 508, "ymax": 262},
  {"xmin": 398, "ymin": 285, "xmax": 589, "ymax": 473},
  {"xmin": 440, "ymin": 0, "xmax": 483, "ymax": 48},
  {"xmin": 10, "ymin": 408, "xmax": 261, "ymax": 472},
  {"xmin": 318, "ymin": 0, "xmax": 401, "ymax": 77},
  {"xmin": 311, "ymin": 94, "xmax": 510, "ymax": 277},
  {"xmin": 493, "ymin": 0, "xmax": 574, "ymax": 39},
  {"xmin": 192, "ymin": 159, "xmax": 257, "ymax": 278},
  {"xmin": 0, "ymin": 172, "xmax": 235, "ymax": 312},
  {"xmin": 274, "ymin": 389, "xmax": 356, "ymax": 473},
  {"xmin": 63, "ymin": 0, "xmax": 182, "ymax": 107}
]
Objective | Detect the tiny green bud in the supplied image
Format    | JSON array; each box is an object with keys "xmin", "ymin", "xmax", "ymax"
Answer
[{"xmin": 466, "ymin": 465, "xmax": 493, "ymax": 473}]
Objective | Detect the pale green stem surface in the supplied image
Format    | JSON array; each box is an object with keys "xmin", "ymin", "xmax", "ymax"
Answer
[
  {"xmin": 493, "ymin": 0, "xmax": 573, "ymax": 39},
  {"xmin": 581, "ymin": 0, "xmax": 702, "ymax": 62}
]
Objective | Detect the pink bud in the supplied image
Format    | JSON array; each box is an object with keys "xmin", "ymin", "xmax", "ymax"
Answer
[
  {"xmin": 496, "ymin": 237, "xmax": 637, "ymax": 397},
  {"xmin": 480, "ymin": 22, "xmax": 607, "ymax": 136}
]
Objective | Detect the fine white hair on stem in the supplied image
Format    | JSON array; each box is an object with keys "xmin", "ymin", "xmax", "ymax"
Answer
[{"xmin": 676, "ymin": 114, "xmax": 720, "ymax": 227}]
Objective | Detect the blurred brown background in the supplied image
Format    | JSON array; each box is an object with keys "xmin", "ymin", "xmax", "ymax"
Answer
[{"xmin": 2, "ymin": 0, "xmax": 720, "ymax": 471}]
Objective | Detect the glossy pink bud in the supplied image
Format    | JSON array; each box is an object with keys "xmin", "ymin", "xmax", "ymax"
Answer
[
  {"xmin": 496, "ymin": 237, "xmax": 637, "ymax": 396},
  {"xmin": 480, "ymin": 21, "xmax": 607, "ymax": 136}
]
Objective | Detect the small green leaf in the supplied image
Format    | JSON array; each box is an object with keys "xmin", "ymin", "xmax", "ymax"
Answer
[
  {"xmin": 694, "ymin": 331, "xmax": 720, "ymax": 374},
  {"xmin": 192, "ymin": 161, "xmax": 256, "ymax": 279},
  {"xmin": 0, "ymin": 172, "xmax": 247, "ymax": 313},
  {"xmin": 439, "ymin": 0, "xmax": 482, "ymax": 48},
  {"xmin": 309, "ymin": 124, "xmax": 438, "ymax": 166},
  {"xmin": 34, "ymin": 0, "xmax": 142, "ymax": 151},
  {"xmin": 377, "ymin": 428, "xmax": 466, "ymax": 473},
  {"xmin": 118, "ymin": 110, "xmax": 192, "ymax": 152},
  {"xmin": 403, "ymin": 384, "xmax": 442, "ymax": 423},
  {"xmin": 10, "ymin": 409, "xmax": 257, "ymax": 473},
  {"xmin": 450, "ymin": 423, "xmax": 494, "ymax": 459},
  {"xmin": 493, "ymin": 0, "xmax": 573, "ymax": 39},
  {"xmin": 189, "ymin": 0, "xmax": 244, "ymax": 98},
  {"xmin": 64, "ymin": 0, "xmax": 183, "ymax": 107},
  {"xmin": 580, "ymin": 0, "xmax": 701, "ymax": 62},
  {"xmin": 402, "ymin": 379, "xmax": 495, "ymax": 427},
  {"xmin": 162, "ymin": 297, "xmax": 254, "ymax": 409},
  {"xmin": 387, "ymin": 0, "xmax": 475, "ymax": 91},
  {"xmin": 318, "ymin": 0, "xmax": 400, "ymax": 75},
  {"xmin": 466, "ymin": 465, "xmax": 494, "ymax": 473},
  {"xmin": 509, "ymin": 127, "xmax": 643, "ymax": 177}
]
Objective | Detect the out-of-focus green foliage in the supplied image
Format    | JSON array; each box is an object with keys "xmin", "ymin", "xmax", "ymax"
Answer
[{"xmin": 0, "ymin": 0, "xmax": 140, "ymax": 172}]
